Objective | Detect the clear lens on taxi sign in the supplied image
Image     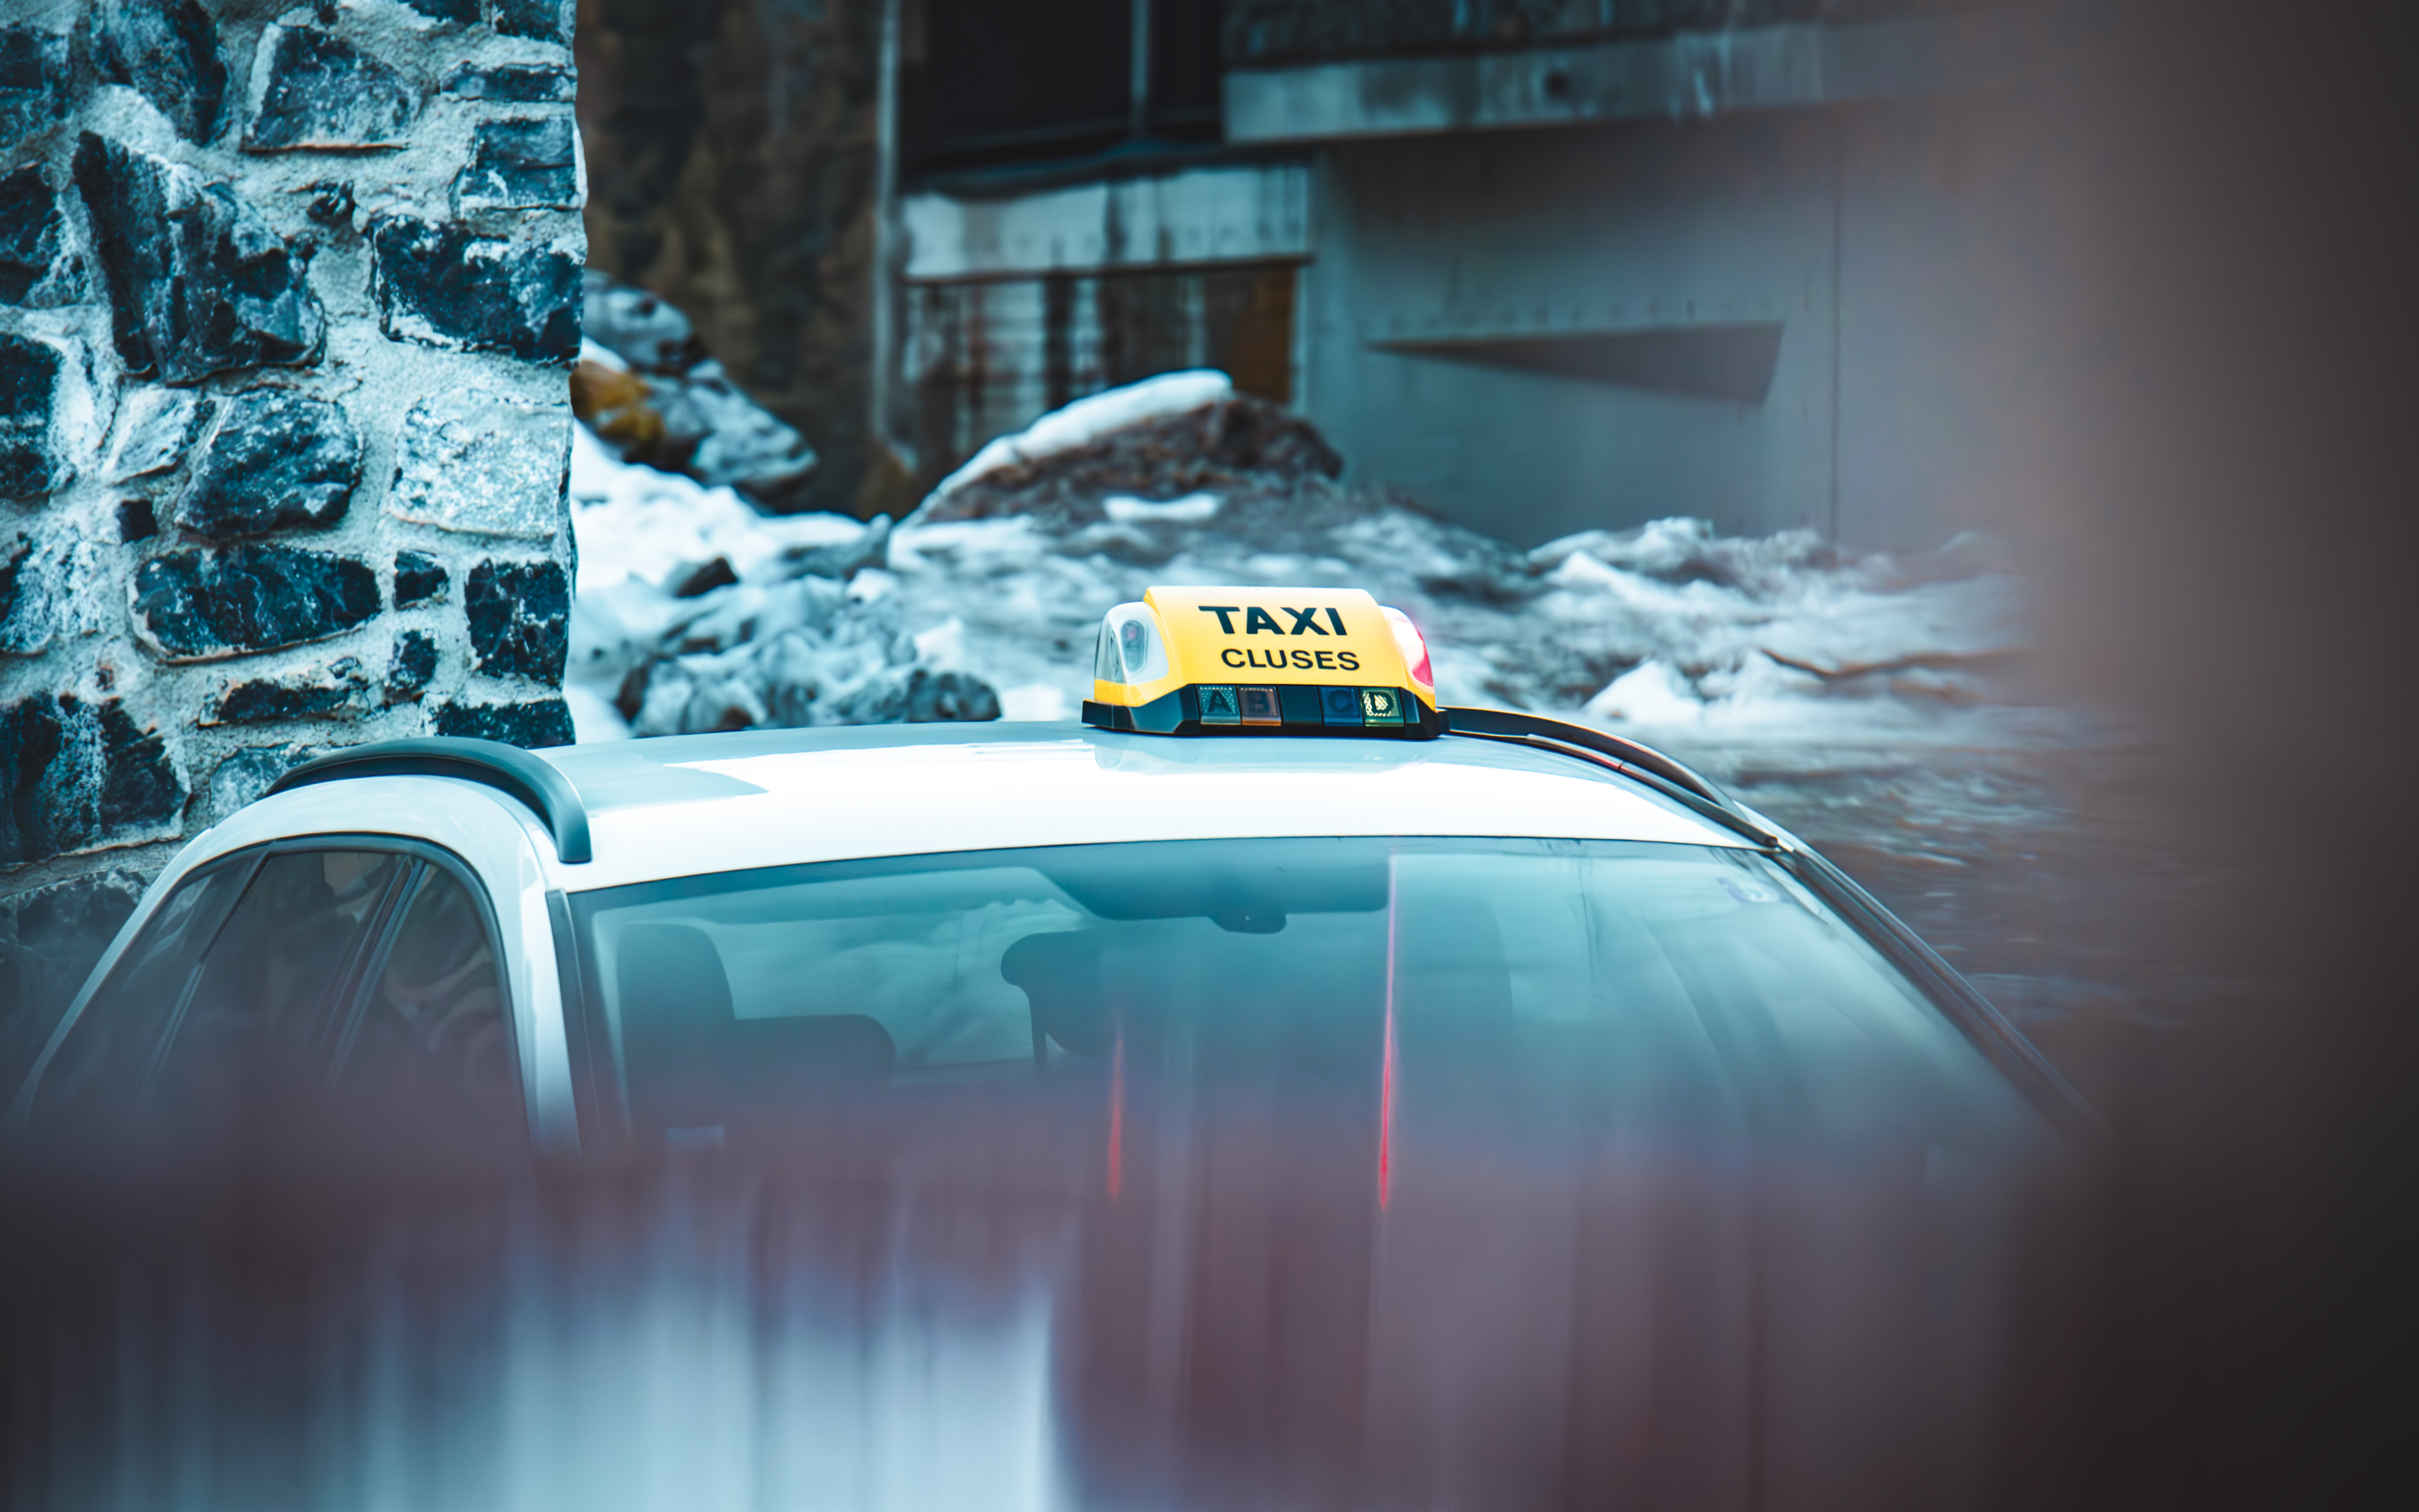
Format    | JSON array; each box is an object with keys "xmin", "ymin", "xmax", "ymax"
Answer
[{"xmin": 1083, "ymin": 587, "xmax": 1440, "ymax": 738}]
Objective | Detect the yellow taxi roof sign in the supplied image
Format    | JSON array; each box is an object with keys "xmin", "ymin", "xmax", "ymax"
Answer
[{"xmin": 1084, "ymin": 586, "xmax": 1441, "ymax": 738}]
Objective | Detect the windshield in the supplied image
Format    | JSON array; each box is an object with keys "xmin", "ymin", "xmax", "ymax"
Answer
[{"xmin": 572, "ymin": 837, "xmax": 2035, "ymax": 1154}]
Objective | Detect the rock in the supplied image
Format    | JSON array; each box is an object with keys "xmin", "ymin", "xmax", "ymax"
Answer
[
  {"xmin": 0, "ymin": 538, "xmax": 34, "ymax": 653},
  {"xmin": 0, "ymin": 536, "xmax": 48, "ymax": 655},
  {"xmin": 104, "ymin": 388, "xmax": 210, "ymax": 482},
  {"xmin": 0, "ymin": 693, "xmax": 184, "ymax": 865},
  {"xmin": 394, "ymin": 550, "xmax": 448, "ymax": 605},
  {"xmin": 671, "ymin": 556, "xmax": 738, "ymax": 598},
  {"xmin": 826, "ymin": 666, "xmax": 1001, "ymax": 724},
  {"xmin": 431, "ymin": 696, "xmax": 573, "ymax": 749},
  {"xmin": 0, "ymin": 25, "xmax": 68, "ymax": 146},
  {"xmin": 458, "ymin": 116, "xmax": 580, "ymax": 210},
  {"xmin": 205, "ymin": 743, "xmax": 309, "ymax": 818},
  {"xmin": 204, "ymin": 656, "xmax": 372, "ymax": 724},
  {"xmin": 0, "ymin": 164, "xmax": 76, "ymax": 306},
  {"xmin": 678, "ymin": 362, "xmax": 819, "ymax": 498},
  {"xmin": 300, "ymin": 180, "xmax": 351, "ymax": 227},
  {"xmin": 917, "ymin": 392, "xmax": 1347, "ymax": 529},
  {"xmin": 371, "ymin": 216, "xmax": 581, "ymax": 363},
  {"xmin": 568, "ymin": 358, "xmax": 662, "ymax": 452},
  {"xmin": 465, "ymin": 559, "xmax": 569, "ymax": 681},
  {"xmin": 241, "ymin": 23, "xmax": 417, "ymax": 152},
  {"xmin": 73, "ymin": 132, "xmax": 326, "ymax": 384},
  {"xmin": 402, "ymin": 0, "xmax": 481, "ymax": 22},
  {"xmin": 131, "ymin": 543, "xmax": 381, "ymax": 661},
  {"xmin": 88, "ymin": 0, "xmax": 228, "ymax": 143},
  {"xmin": 581, "ymin": 269, "xmax": 697, "ymax": 373},
  {"xmin": 440, "ymin": 62, "xmax": 576, "ymax": 103},
  {"xmin": 386, "ymin": 629, "xmax": 437, "ymax": 702},
  {"xmin": 116, "ymin": 497, "xmax": 155, "ymax": 543},
  {"xmin": 783, "ymin": 515, "xmax": 890, "ymax": 581},
  {"xmin": 0, "ymin": 529, "xmax": 99, "ymax": 657},
  {"xmin": 493, "ymin": 0, "xmax": 571, "ymax": 46},
  {"xmin": 576, "ymin": 273, "xmax": 820, "ymax": 501},
  {"xmin": 387, "ymin": 385, "xmax": 569, "ymax": 538},
  {"xmin": 172, "ymin": 390, "xmax": 362, "ymax": 538},
  {"xmin": 0, "ymin": 330, "xmax": 66, "ymax": 499}
]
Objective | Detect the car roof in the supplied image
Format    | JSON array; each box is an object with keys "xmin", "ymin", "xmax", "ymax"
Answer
[{"xmin": 525, "ymin": 722, "xmax": 1751, "ymax": 891}]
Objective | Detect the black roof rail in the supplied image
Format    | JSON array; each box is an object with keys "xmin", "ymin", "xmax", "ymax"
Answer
[
  {"xmin": 266, "ymin": 736, "xmax": 593, "ymax": 864},
  {"xmin": 1442, "ymin": 706, "xmax": 1779, "ymax": 850}
]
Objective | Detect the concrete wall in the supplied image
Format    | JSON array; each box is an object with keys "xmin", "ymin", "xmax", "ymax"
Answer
[{"xmin": 1, "ymin": 0, "xmax": 584, "ymax": 1065}]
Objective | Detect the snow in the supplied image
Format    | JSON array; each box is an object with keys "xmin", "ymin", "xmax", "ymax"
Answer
[
  {"xmin": 568, "ymin": 373, "xmax": 2051, "ymax": 754},
  {"xmin": 928, "ymin": 371, "xmax": 1233, "ymax": 500},
  {"xmin": 1104, "ymin": 492, "xmax": 1221, "ymax": 525}
]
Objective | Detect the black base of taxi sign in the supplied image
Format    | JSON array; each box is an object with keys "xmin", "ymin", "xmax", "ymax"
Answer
[{"xmin": 1083, "ymin": 684, "xmax": 1444, "ymax": 738}]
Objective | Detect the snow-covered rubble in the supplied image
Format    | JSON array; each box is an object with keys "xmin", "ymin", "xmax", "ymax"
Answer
[
  {"xmin": 569, "ymin": 369, "xmax": 2036, "ymax": 746},
  {"xmin": 571, "ymin": 272, "xmax": 821, "ymax": 505},
  {"xmin": 567, "ymin": 423, "xmax": 995, "ymax": 738}
]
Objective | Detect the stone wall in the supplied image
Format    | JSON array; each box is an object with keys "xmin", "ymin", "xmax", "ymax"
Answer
[{"xmin": 0, "ymin": 0, "xmax": 584, "ymax": 1062}]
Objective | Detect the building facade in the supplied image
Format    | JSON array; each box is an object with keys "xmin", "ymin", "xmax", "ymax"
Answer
[{"xmin": 889, "ymin": 0, "xmax": 2019, "ymax": 548}]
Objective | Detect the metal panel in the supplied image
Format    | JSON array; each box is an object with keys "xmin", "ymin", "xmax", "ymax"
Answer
[
  {"xmin": 903, "ymin": 164, "xmax": 1312, "ymax": 281},
  {"xmin": 1298, "ymin": 114, "xmax": 1839, "ymax": 545},
  {"xmin": 1225, "ymin": 14, "xmax": 2014, "ymax": 143}
]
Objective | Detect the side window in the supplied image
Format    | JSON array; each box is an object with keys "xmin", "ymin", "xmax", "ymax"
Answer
[
  {"xmin": 30, "ymin": 846, "xmax": 519, "ymax": 1144},
  {"xmin": 328, "ymin": 865, "xmax": 520, "ymax": 1136},
  {"xmin": 142, "ymin": 849, "xmax": 413, "ymax": 1122},
  {"xmin": 32, "ymin": 858, "xmax": 259, "ymax": 1122}
]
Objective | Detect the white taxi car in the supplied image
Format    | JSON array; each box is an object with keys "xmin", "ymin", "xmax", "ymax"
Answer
[{"xmin": 7, "ymin": 588, "xmax": 2083, "ymax": 1154}]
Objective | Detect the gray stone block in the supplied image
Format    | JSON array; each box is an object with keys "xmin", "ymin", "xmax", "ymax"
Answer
[
  {"xmin": 73, "ymin": 132, "xmax": 326, "ymax": 384},
  {"xmin": 372, "ymin": 216, "xmax": 581, "ymax": 362},
  {"xmin": 0, "ymin": 528, "xmax": 98, "ymax": 657},
  {"xmin": 458, "ymin": 116, "xmax": 580, "ymax": 210},
  {"xmin": 394, "ymin": 550, "xmax": 448, "ymax": 606},
  {"xmin": 104, "ymin": 388, "xmax": 210, "ymax": 482},
  {"xmin": 0, "ymin": 693, "xmax": 184, "ymax": 865},
  {"xmin": 431, "ymin": 695, "xmax": 574, "ymax": 749},
  {"xmin": 583, "ymin": 268, "xmax": 698, "ymax": 372},
  {"xmin": 465, "ymin": 558, "xmax": 569, "ymax": 681},
  {"xmin": 0, "ymin": 25, "xmax": 68, "ymax": 146},
  {"xmin": 387, "ymin": 385, "xmax": 569, "ymax": 539},
  {"xmin": 0, "ymin": 330, "xmax": 67, "ymax": 499},
  {"xmin": 493, "ymin": 0, "xmax": 571, "ymax": 46},
  {"xmin": 116, "ymin": 497, "xmax": 156, "ymax": 544},
  {"xmin": 131, "ymin": 543, "xmax": 381, "ymax": 660},
  {"xmin": 89, "ymin": 0, "xmax": 229, "ymax": 143},
  {"xmin": 173, "ymin": 390, "xmax": 362, "ymax": 539},
  {"xmin": 386, "ymin": 628, "xmax": 437, "ymax": 702},
  {"xmin": 403, "ymin": 0, "xmax": 481, "ymax": 23},
  {"xmin": 206, "ymin": 742, "xmax": 312, "ymax": 818},
  {"xmin": 0, "ymin": 164, "xmax": 77, "ymax": 307},
  {"xmin": 204, "ymin": 655, "xmax": 372, "ymax": 724},
  {"xmin": 242, "ymin": 23, "xmax": 418, "ymax": 152},
  {"xmin": 440, "ymin": 62, "xmax": 576, "ymax": 103}
]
